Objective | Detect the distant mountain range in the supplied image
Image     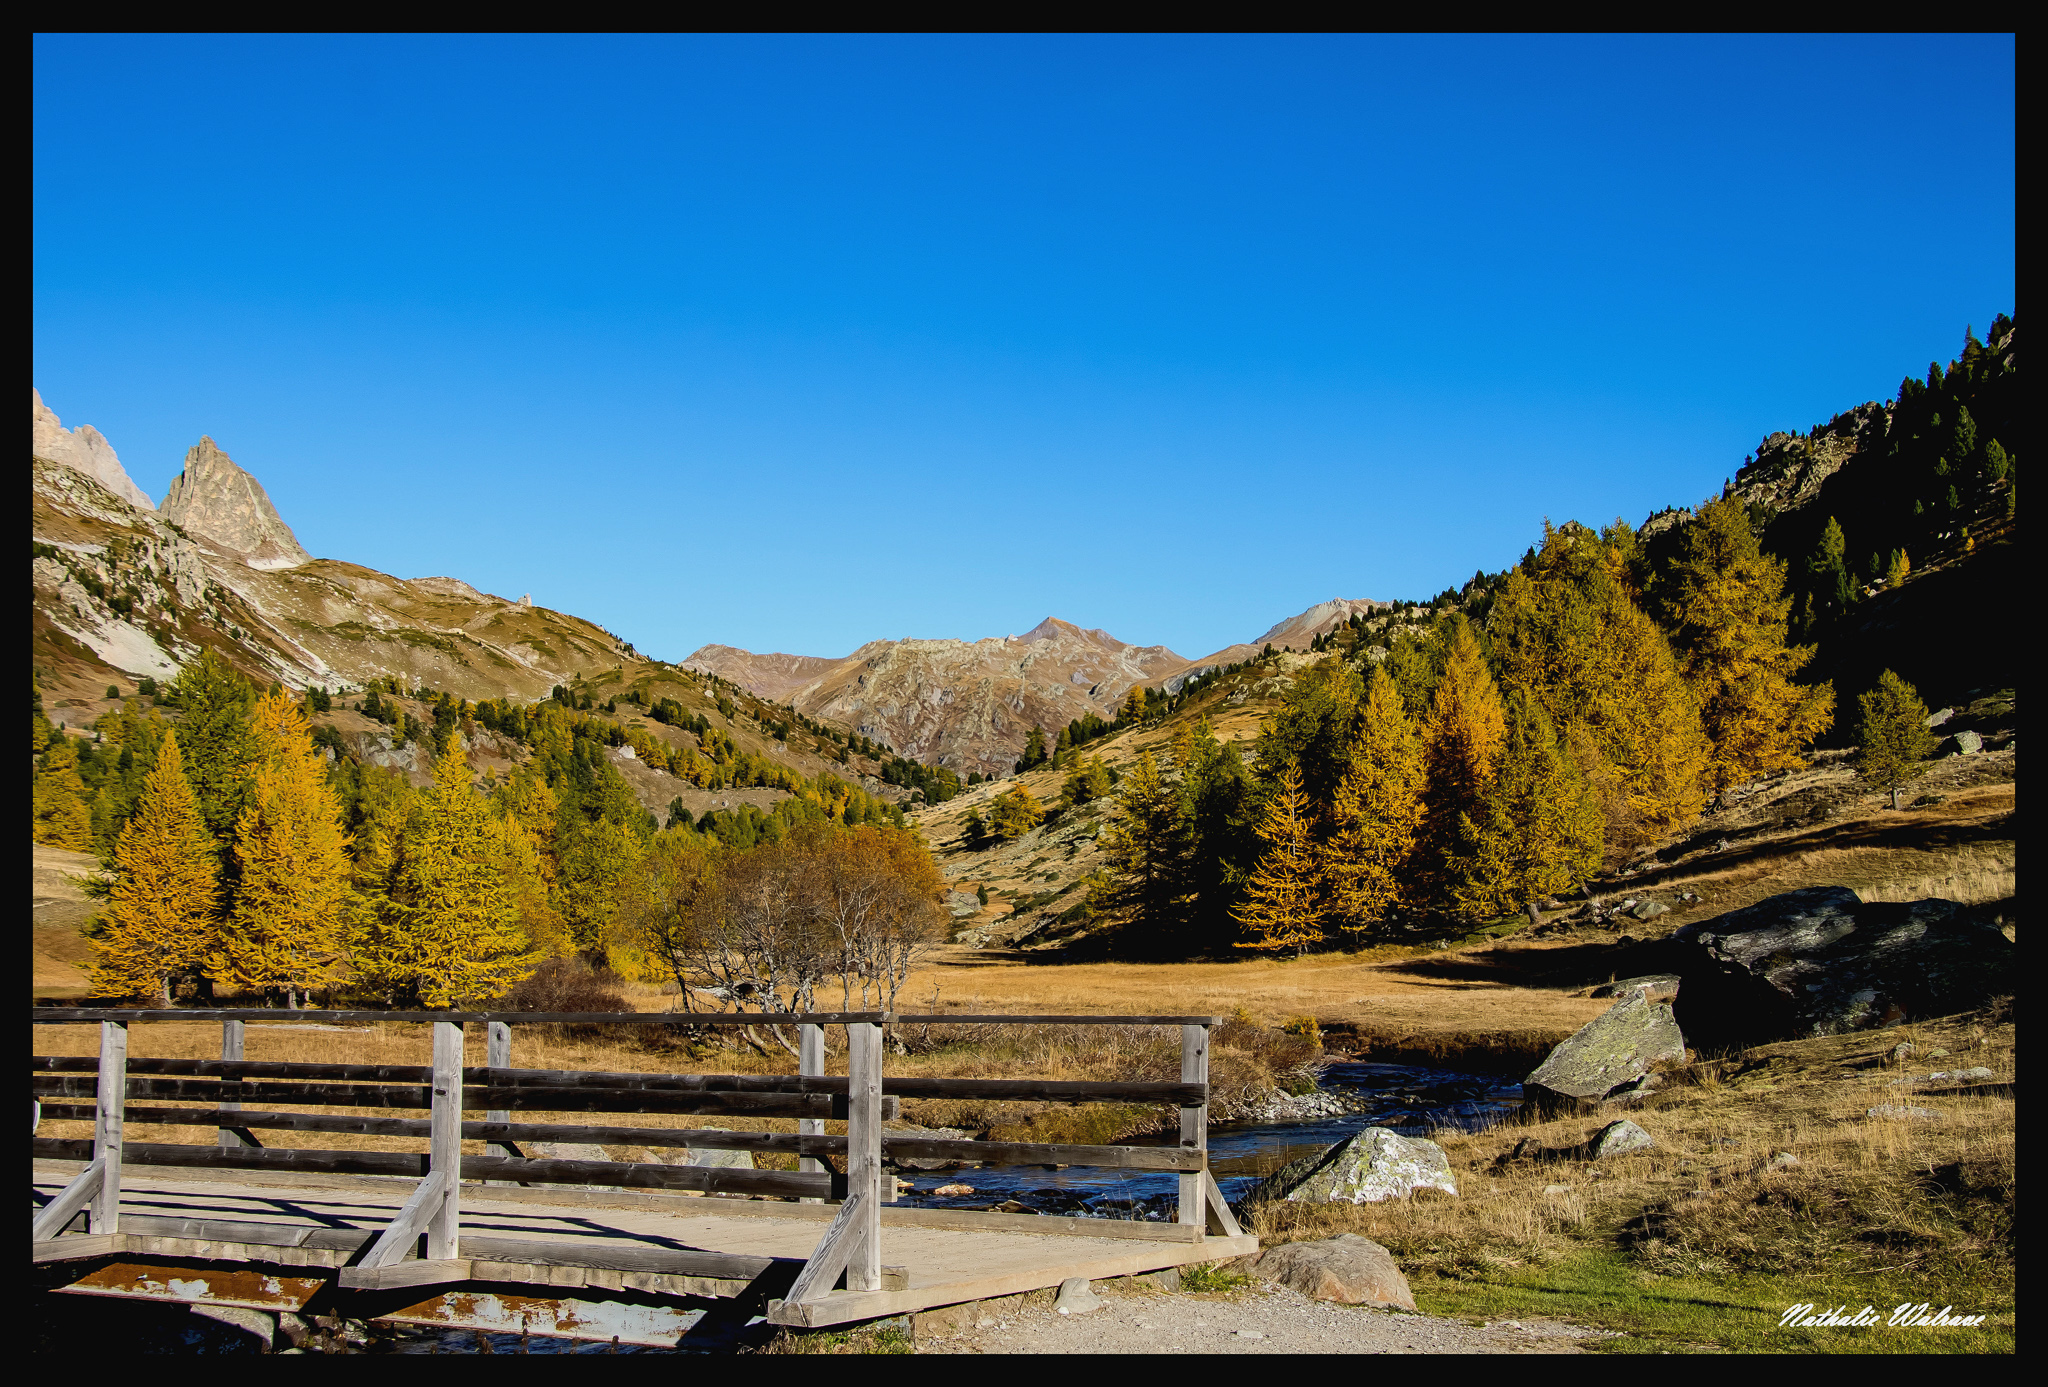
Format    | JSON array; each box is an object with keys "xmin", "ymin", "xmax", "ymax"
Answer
[
  {"xmin": 31, "ymin": 386, "xmax": 1390, "ymax": 774},
  {"xmin": 684, "ymin": 600, "xmax": 1390, "ymax": 778},
  {"xmin": 39, "ymin": 310, "xmax": 2013, "ymax": 782}
]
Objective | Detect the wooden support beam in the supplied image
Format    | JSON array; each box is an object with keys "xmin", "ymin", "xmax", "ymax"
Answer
[
  {"xmin": 797, "ymin": 1021, "xmax": 825, "ymax": 1204},
  {"xmin": 92, "ymin": 1021, "xmax": 126, "ymax": 1235},
  {"xmin": 340, "ymin": 1259, "xmax": 472, "ymax": 1291},
  {"xmin": 217, "ymin": 1020, "xmax": 250, "ymax": 1150},
  {"xmin": 845, "ymin": 1021, "xmax": 883, "ymax": 1291},
  {"xmin": 1201, "ymin": 1169, "xmax": 1244, "ymax": 1238},
  {"xmin": 1178, "ymin": 1023, "xmax": 1208, "ymax": 1231},
  {"xmin": 428, "ymin": 1020, "xmax": 462, "ymax": 1260},
  {"xmin": 30, "ymin": 1156, "xmax": 105, "ymax": 1241},
  {"xmin": 32, "ymin": 1233, "xmax": 125, "ymax": 1264},
  {"xmin": 459, "ymin": 1236, "xmax": 783, "ymax": 1282},
  {"xmin": 349, "ymin": 1167, "xmax": 451, "ymax": 1272},
  {"xmin": 786, "ymin": 1192, "xmax": 867, "ymax": 1305},
  {"xmin": 484, "ymin": 1021, "xmax": 515, "ymax": 1160}
]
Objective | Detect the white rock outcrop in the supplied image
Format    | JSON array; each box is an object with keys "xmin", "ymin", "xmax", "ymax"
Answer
[{"xmin": 32, "ymin": 389, "xmax": 155, "ymax": 511}]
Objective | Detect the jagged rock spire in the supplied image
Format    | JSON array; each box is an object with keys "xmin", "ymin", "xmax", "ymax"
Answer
[{"xmin": 160, "ymin": 436, "xmax": 312, "ymax": 570}]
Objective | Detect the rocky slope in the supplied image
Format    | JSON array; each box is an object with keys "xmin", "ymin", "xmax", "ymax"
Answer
[
  {"xmin": 690, "ymin": 617, "xmax": 1196, "ymax": 780},
  {"xmin": 34, "ymin": 392, "xmax": 661, "ymax": 702}
]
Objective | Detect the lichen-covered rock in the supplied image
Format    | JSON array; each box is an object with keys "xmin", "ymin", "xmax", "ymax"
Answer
[
  {"xmin": 1249, "ymin": 1234, "xmax": 1415, "ymax": 1309},
  {"xmin": 1586, "ymin": 1120, "xmax": 1654, "ymax": 1158},
  {"xmin": 1673, "ymin": 887, "xmax": 2015, "ymax": 1045},
  {"xmin": 1253, "ymin": 1128, "xmax": 1457, "ymax": 1204},
  {"xmin": 1523, "ymin": 992, "xmax": 1685, "ymax": 1111}
]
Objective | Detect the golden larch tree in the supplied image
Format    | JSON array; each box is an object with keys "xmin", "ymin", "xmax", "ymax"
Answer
[
  {"xmin": 90, "ymin": 732, "xmax": 221, "ymax": 1004},
  {"xmin": 1321, "ymin": 667, "xmax": 1426, "ymax": 934},
  {"xmin": 218, "ymin": 690, "xmax": 354, "ymax": 1006},
  {"xmin": 352, "ymin": 746, "xmax": 537, "ymax": 1006},
  {"xmin": 1489, "ymin": 523, "xmax": 1712, "ymax": 846},
  {"xmin": 1450, "ymin": 692, "xmax": 1604, "ymax": 918},
  {"xmin": 33, "ymin": 735, "xmax": 94, "ymax": 849},
  {"xmin": 1661, "ymin": 496, "xmax": 1835, "ymax": 791},
  {"xmin": 1233, "ymin": 763, "xmax": 1323, "ymax": 955},
  {"xmin": 1417, "ymin": 620, "xmax": 1508, "ymax": 897}
]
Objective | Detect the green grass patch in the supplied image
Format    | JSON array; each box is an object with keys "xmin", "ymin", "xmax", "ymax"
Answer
[
  {"xmin": 1180, "ymin": 1262, "xmax": 1254, "ymax": 1293},
  {"xmin": 1410, "ymin": 1248, "xmax": 2013, "ymax": 1354}
]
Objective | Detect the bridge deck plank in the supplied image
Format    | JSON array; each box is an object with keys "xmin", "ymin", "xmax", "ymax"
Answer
[{"xmin": 30, "ymin": 1163, "xmax": 1253, "ymax": 1328}]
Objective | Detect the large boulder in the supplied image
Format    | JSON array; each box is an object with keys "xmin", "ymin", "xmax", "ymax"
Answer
[
  {"xmin": 1252, "ymin": 1127, "xmax": 1457, "ymax": 1204},
  {"xmin": 1248, "ymin": 1235, "xmax": 1415, "ymax": 1309},
  {"xmin": 1522, "ymin": 991, "xmax": 1685, "ymax": 1113},
  {"xmin": 1672, "ymin": 887, "xmax": 2015, "ymax": 1046}
]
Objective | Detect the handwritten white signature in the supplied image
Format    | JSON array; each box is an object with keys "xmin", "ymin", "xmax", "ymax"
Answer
[{"xmin": 1780, "ymin": 1303, "xmax": 1988, "ymax": 1329}]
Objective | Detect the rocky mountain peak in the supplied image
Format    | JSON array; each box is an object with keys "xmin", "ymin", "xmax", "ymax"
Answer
[
  {"xmin": 1252, "ymin": 597, "xmax": 1390, "ymax": 650},
  {"xmin": 31, "ymin": 389, "xmax": 155, "ymax": 511},
  {"xmin": 160, "ymin": 436, "xmax": 312, "ymax": 570}
]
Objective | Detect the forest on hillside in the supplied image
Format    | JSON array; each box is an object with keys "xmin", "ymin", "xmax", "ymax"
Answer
[
  {"xmin": 1079, "ymin": 319, "xmax": 2017, "ymax": 959},
  {"xmin": 32, "ymin": 652, "xmax": 946, "ymax": 1026}
]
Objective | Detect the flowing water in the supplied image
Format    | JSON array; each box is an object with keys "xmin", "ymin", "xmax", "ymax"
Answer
[{"xmin": 892, "ymin": 1062, "xmax": 1525, "ymax": 1218}]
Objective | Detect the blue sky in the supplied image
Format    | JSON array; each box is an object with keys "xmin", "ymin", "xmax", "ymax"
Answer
[{"xmin": 33, "ymin": 34, "xmax": 2014, "ymax": 663}]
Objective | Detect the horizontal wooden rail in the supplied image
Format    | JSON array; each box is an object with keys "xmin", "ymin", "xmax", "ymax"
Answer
[
  {"xmin": 32, "ymin": 1009, "xmax": 1221, "ymax": 1026},
  {"xmin": 37, "ymin": 1056, "xmax": 861, "ymax": 1093},
  {"xmin": 876, "ymin": 1076, "xmax": 1208, "ymax": 1105},
  {"xmin": 33, "ymin": 1076, "xmax": 901, "ymax": 1119},
  {"xmin": 881, "ymin": 1138, "xmax": 1202, "ymax": 1171},
  {"xmin": 37, "ymin": 1103, "xmax": 1205, "ymax": 1171},
  {"xmin": 33, "ymin": 1138, "xmax": 834, "ymax": 1197},
  {"xmin": 894, "ymin": 1014, "xmax": 1224, "ymax": 1026},
  {"xmin": 31, "ymin": 1009, "xmax": 887, "ymax": 1026}
]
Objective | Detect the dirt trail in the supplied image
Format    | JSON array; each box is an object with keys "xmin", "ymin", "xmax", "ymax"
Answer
[{"xmin": 917, "ymin": 1277, "xmax": 1604, "ymax": 1354}]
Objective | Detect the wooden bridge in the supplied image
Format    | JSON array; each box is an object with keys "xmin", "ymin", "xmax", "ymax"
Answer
[{"xmin": 30, "ymin": 1010, "xmax": 1254, "ymax": 1348}]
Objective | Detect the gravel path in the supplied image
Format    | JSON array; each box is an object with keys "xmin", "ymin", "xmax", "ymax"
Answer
[{"xmin": 916, "ymin": 1279, "xmax": 1610, "ymax": 1354}]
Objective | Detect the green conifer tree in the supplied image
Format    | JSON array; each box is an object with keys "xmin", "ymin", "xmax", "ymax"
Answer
[{"xmin": 1855, "ymin": 670, "xmax": 1937, "ymax": 809}]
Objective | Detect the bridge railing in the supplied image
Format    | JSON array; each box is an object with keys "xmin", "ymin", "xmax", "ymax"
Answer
[{"xmin": 30, "ymin": 1009, "xmax": 1234, "ymax": 1309}]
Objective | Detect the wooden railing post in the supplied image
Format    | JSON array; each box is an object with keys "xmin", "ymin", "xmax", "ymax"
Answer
[
  {"xmin": 485, "ymin": 1020, "xmax": 514, "ymax": 1157},
  {"xmin": 428, "ymin": 1020, "xmax": 463, "ymax": 1259},
  {"xmin": 1178, "ymin": 1023, "xmax": 1208, "ymax": 1230},
  {"xmin": 91, "ymin": 1020, "xmax": 127, "ymax": 1234},
  {"xmin": 797, "ymin": 1021, "xmax": 825, "ymax": 1203},
  {"xmin": 218, "ymin": 1019, "xmax": 249, "ymax": 1149},
  {"xmin": 844, "ymin": 1020, "xmax": 882, "ymax": 1291}
]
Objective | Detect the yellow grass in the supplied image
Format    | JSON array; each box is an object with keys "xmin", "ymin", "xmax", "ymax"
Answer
[
  {"xmin": 1852, "ymin": 842, "xmax": 2016, "ymax": 908},
  {"xmin": 1240, "ymin": 1012, "xmax": 2016, "ymax": 1350},
  {"xmin": 899, "ymin": 950, "xmax": 1613, "ymax": 1037}
]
